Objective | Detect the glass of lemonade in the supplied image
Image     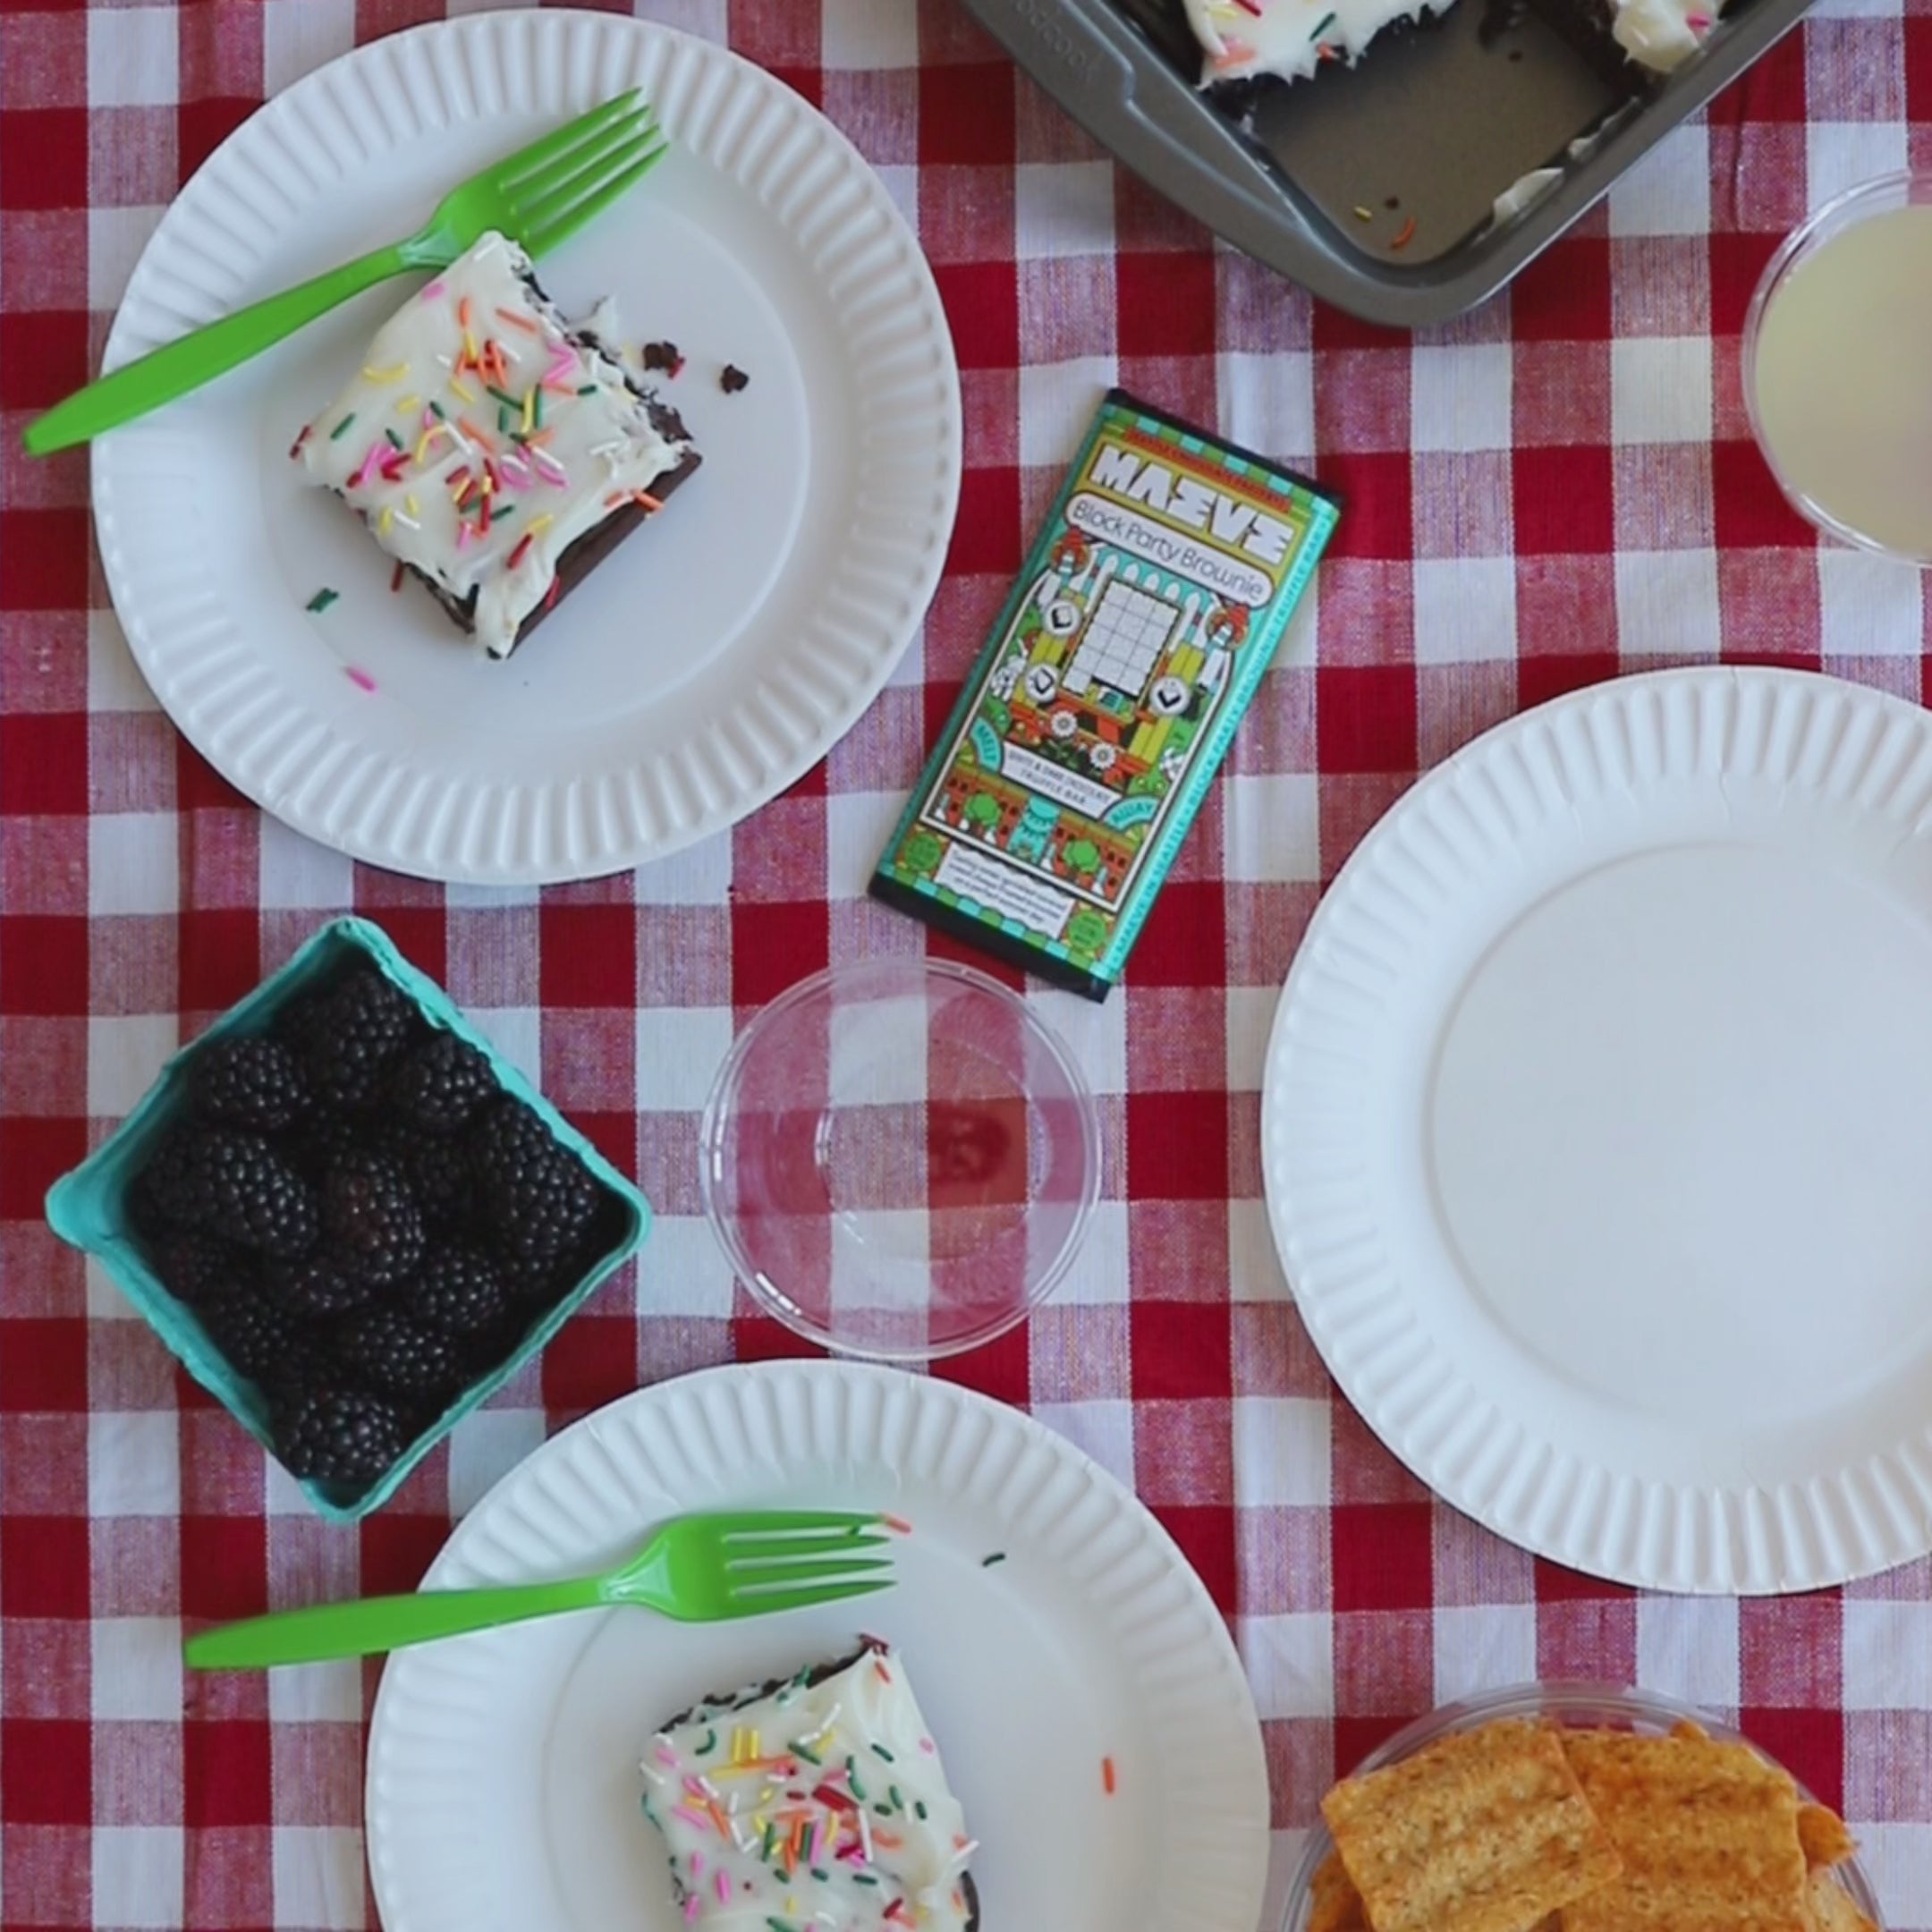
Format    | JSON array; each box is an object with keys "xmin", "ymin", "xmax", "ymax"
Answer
[{"xmin": 1746, "ymin": 173, "xmax": 1932, "ymax": 565}]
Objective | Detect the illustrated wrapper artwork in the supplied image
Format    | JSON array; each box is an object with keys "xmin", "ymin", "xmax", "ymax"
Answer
[{"xmin": 871, "ymin": 389, "xmax": 1341, "ymax": 1000}]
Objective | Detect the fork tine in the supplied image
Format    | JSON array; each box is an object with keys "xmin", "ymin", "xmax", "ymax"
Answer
[
  {"xmin": 490, "ymin": 89, "xmax": 647, "ymax": 190},
  {"xmin": 703, "ymin": 1512, "xmax": 886, "ymax": 1534},
  {"xmin": 722, "ymin": 1532, "xmax": 891, "ymax": 1563},
  {"xmin": 513, "ymin": 142, "xmax": 668, "ymax": 253},
  {"xmin": 716, "ymin": 1578, "xmax": 894, "ymax": 1619},
  {"xmin": 504, "ymin": 105, "xmax": 654, "ymax": 208},
  {"xmin": 727, "ymin": 1556, "xmax": 894, "ymax": 1588}
]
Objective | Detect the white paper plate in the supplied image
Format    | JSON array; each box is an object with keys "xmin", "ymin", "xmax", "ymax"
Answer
[
  {"xmin": 92, "ymin": 9, "xmax": 959, "ymax": 884},
  {"xmin": 1262, "ymin": 667, "xmax": 1932, "ymax": 1594},
  {"xmin": 365, "ymin": 1362, "xmax": 1268, "ymax": 1932}
]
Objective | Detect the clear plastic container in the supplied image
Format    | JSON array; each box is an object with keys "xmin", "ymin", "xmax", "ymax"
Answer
[
  {"xmin": 1745, "ymin": 171, "xmax": 1932, "ymax": 565},
  {"xmin": 699, "ymin": 957, "xmax": 1100, "ymax": 1361},
  {"xmin": 1277, "ymin": 1682, "xmax": 1885, "ymax": 1931}
]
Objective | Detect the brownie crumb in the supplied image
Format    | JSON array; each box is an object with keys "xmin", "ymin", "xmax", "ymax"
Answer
[
  {"xmin": 641, "ymin": 340, "xmax": 684, "ymax": 377},
  {"xmin": 720, "ymin": 363, "xmax": 750, "ymax": 395}
]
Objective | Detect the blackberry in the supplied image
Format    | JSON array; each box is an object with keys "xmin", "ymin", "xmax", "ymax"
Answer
[
  {"xmin": 148, "ymin": 1228, "xmax": 255, "ymax": 1309},
  {"xmin": 468, "ymin": 1098, "xmax": 601, "ymax": 1270},
  {"xmin": 320, "ymin": 1148, "xmax": 425, "ymax": 1286},
  {"xmin": 339, "ymin": 1308, "xmax": 465, "ymax": 1408},
  {"xmin": 265, "ymin": 1247, "xmax": 374, "ymax": 1319},
  {"xmin": 379, "ymin": 1124, "xmax": 473, "ymax": 1234},
  {"xmin": 287, "ymin": 1110, "xmax": 362, "ymax": 1183},
  {"xmin": 404, "ymin": 1247, "xmax": 510, "ymax": 1337},
  {"xmin": 143, "ymin": 1126, "xmax": 318, "ymax": 1257},
  {"xmin": 387, "ymin": 1031, "xmax": 496, "ymax": 1133},
  {"xmin": 189, "ymin": 1035, "xmax": 311, "ymax": 1134},
  {"xmin": 127, "ymin": 1165, "xmax": 174, "ymax": 1243},
  {"xmin": 133, "ymin": 1124, "xmax": 214, "ymax": 1227},
  {"xmin": 497, "ymin": 1247, "xmax": 582, "ymax": 1312},
  {"xmin": 283, "ymin": 962, "xmax": 417, "ymax": 1109},
  {"xmin": 204, "ymin": 1291, "xmax": 302, "ymax": 1385},
  {"xmin": 274, "ymin": 1385, "xmax": 409, "ymax": 1487}
]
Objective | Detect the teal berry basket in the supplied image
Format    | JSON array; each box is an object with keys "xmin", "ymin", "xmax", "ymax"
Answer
[{"xmin": 44, "ymin": 915, "xmax": 652, "ymax": 1523}]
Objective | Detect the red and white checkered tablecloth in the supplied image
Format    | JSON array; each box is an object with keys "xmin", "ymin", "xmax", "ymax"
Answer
[{"xmin": 4, "ymin": 0, "xmax": 1932, "ymax": 1927}]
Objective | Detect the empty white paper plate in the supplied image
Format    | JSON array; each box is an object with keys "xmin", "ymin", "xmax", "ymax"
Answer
[{"xmin": 1262, "ymin": 666, "xmax": 1932, "ymax": 1593}]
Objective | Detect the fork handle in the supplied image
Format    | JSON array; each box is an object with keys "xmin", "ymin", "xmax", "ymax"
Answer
[
  {"xmin": 22, "ymin": 241, "xmax": 416, "ymax": 456},
  {"xmin": 183, "ymin": 1573, "xmax": 608, "ymax": 1669}
]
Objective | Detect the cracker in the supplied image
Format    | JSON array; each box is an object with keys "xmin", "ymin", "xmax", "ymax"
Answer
[
  {"xmin": 1306, "ymin": 1851, "xmax": 1538, "ymax": 1932},
  {"xmin": 1309, "ymin": 1851, "xmax": 1369, "ymax": 1932},
  {"xmin": 1320, "ymin": 1718, "xmax": 1622, "ymax": 1932},
  {"xmin": 1805, "ymin": 1868, "xmax": 1877, "ymax": 1932},
  {"xmin": 1561, "ymin": 1729, "xmax": 1809, "ymax": 1932},
  {"xmin": 1797, "ymin": 1804, "xmax": 1857, "ymax": 1870}
]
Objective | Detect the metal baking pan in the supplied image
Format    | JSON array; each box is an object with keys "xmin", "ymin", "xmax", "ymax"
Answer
[{"xmin": 962, "ymin": 0, "xmax": 1813, "ymax": 325}]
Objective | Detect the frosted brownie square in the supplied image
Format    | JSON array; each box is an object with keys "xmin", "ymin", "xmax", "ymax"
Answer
[
  {"xmin": 295, "ymin": 230, "xmax": 698, "ymax": 658},
  {"xmin": 640, "ymin": 1641, "xmax": 979, "ymax": 1931}
]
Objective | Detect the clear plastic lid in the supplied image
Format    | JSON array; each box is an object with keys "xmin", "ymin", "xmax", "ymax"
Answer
[{"xmin": 698, "ymin": 957, "xmax": 1101, "ymax": 1361}]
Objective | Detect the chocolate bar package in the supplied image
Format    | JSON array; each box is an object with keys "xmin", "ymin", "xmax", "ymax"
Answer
[{"xmin": 871, "ymin": 389, "xmax": 1341, "ymax": 999}]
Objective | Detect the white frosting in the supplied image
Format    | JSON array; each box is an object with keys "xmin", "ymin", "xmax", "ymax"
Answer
[
  {"xmin": 1491, "ymin": 165, "xmax": 1563, "ymax": 225},
  {"xmin": 640, "ymin": 1647, "xmax": 975, "ymax": 1932},
  {"xmin": 1182, "ymin": 0, "xmax": 1452, "ymax": 85},
  {"xmin": 1182, "ymin": 0, "xmax": 1717, "ymax": 84},
  {"xmin": 1610, "ymin": 0, "xmax": 1719, "ymax": 68},
  {"xmin": 296, "ymin": 232, "xmax": 689, "ymax": 658}
]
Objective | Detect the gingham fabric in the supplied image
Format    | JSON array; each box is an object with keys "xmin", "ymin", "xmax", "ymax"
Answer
[{"xmin": 4, "ymin": 0, "xmax": 1932, "ymax": 1928}]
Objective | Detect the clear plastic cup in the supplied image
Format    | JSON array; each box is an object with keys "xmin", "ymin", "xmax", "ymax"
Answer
[
  {"xmin": 1745, "ymin": 171, "xmax": 1932, "ymax": 564},
  {"xmin": 1276, "ymin": 1682, "xmax": 1886, "ymax": 1931},
  {"xmin": 698, "ymin": 958, "xmax": 1101, "ymax": 1361}
]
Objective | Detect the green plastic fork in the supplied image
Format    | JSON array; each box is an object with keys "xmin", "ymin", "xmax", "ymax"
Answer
[
  {"xmin": 182, "ymin": 1511, "xmax": 894, "ymax": 1670},
  {"xmin": 22, "ymin": 89, "xmax": 667, "ymax": 456}
]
